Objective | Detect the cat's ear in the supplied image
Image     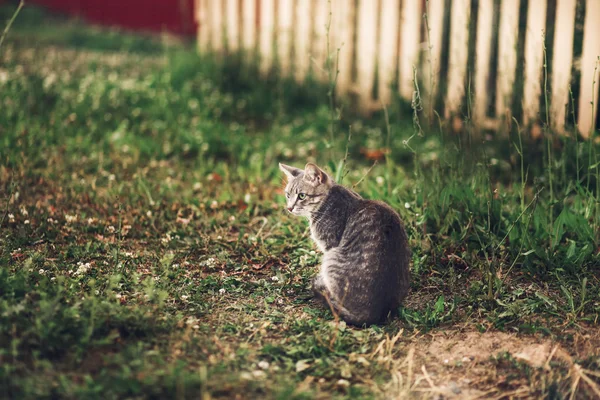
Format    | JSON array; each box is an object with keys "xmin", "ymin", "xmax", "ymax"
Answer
[
  {"xmin": 279, "ymin": 163, "xmax": 302, "ymax": 179},
  {"xmin": 304, "ymin": 163, "xmax": 328, "ymax": 185}
]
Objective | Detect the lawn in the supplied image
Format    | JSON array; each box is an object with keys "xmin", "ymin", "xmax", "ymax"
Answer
[{"xmin": 1, "ymin": 5, "xmax": 600, "ymax": 399}]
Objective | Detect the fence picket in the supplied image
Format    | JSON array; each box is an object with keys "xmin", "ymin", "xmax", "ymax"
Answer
[
  {"xmin": 495, "ymin": 0, "xmax": 520, "ymax": 121},
  {"xmin": 550, "ymin": 0, "xmax": 577, "ymax": 132},
  {"xmin": 355, "ymin": 0, "xmax": 378, "ymax": 109},
  {"xmin": 379, "ymin": 0, "xmax": 400, "ymax": 105},
  {"xmin": 210, "ymin": 0, "xmax": 224, "ymax": 52},
  {"xmin": 445, "ymin": 0, "xmax": 470, "ymax": 117},
  {"xmin": 277, "ymin": 0, "xmax": 294, "ymax": 75},
  {"xmin": 331, "ymin": 0, "xmax": 355, "ymax": 96},
  {"xmin": 241, "ymin": 0, "xmax": 257, "ymax": 54},
  {"xmin": 522, "ymin": 0, "xmax": 547, "ymax": 126},
  {"xmin": 423, "ymin": 0, "xmax": 445, "ymax": 115},
  {"xmin": 398, "ymin": 0, "xmax": 422, "ymax": 102},
  {"xmin": 473, "ymin": 0, "xmax": 494, "ymax": 125},
  {"xmin": 259, "ymin": 0, "xmax": 276, "ymax": 74},
  {"xmin": 226, "ymin": 0, "xmax": 240, "ymax": 52},
  {"xmin": 311, "ymin": 0, "xmax": 329, "ymax": 81},
  {"xmin": 577, "ymin": 0, "xmax": 600, "ymax": 138},
  {"xmin": 294, "ymin": 0, "xmax": 311, "ymax": 82},
  {"xmin": 197, "ymin": 0, "xmax": 211, "ymax": 52}
]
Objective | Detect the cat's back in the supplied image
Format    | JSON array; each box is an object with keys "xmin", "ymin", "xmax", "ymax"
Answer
[{"xmin": 345, "ymin": 196, "xmax": 405, "ymax": 240}]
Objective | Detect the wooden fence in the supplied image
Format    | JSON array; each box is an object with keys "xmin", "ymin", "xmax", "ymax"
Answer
[{"xmin": 196, "ymin": 0, "xmax": 600, "ymax": 137}]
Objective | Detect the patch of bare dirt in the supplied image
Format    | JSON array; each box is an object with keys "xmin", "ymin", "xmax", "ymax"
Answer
[{"xmin": 378, "ymin": 327, "xmax": 600, "ymax": 399}]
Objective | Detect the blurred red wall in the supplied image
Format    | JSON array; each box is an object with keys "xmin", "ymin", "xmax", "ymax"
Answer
[{"xmin": 27, "ymin": 0, "xmax": 197, "ymax": 36}]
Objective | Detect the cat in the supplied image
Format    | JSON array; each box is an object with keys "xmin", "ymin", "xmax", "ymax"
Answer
[{"xmin": 279, "ymin": 162, "xmax": 411, "ymax": 326}]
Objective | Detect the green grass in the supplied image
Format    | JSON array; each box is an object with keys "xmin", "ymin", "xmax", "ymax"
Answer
[{"xmin": 1, "ymin": 4, "xmax": 599, "ymax": 399}]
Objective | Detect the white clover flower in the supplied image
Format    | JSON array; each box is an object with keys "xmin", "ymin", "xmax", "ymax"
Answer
[
  {"xmin": 146, "ymin": 210, "xmax": 153, "ymax": 218},
  {"xmin": 24, "ymin": 220, "xmax": 30, "ymax": 225},
  {"xmin": 181, "ymin": 295, "xmax": 189, "ymax": 301},
  {"xmin": 218, "ymin": 288, "xmax": 226, "ymax": 295},
  {"xmin": 8, "ymin": 213, "xmax": 15, "ymax": 223},
  {"xmin": 161, "ymin": 233, "xmax": 172, "ymax": 244},
  {"xmin": 376, "ymin": 176, "xmax": 385, "ymax": 186},
  {"xmin": 107, "ymin": 225, "xmax": 116, "ymax": 233},
  {"xmin": 210, "ymin": 200, "xmax": 218, "ymax": 210},
  {"xmin": 205, "ymin": 258, "xmax": 217, "ymax": 268},
  {"xmin": 271, "ymin": 276, "xmax": 279, "ymax": 282},
  {"xmin": 39, "ymin": 269, "xmax": 45, "ymax": 275},
  {"xmin": 258, "ymin": 361, "xmax": 270, "ymax": 370},
  {"xmin": 73, "ymin": 262, "xmax": 92, "ymax": 276},
  {"xmin": 229, "ymin": 216, "xmax": 236, "ymax": 222},
  {"xmin": 404, "ymin": 202, "xmax": 411, "ymax": 209},
  {"xmin": 336, "ymin": 379, "xmax": 350, "ymax": 388},
  {"xmin": 20, "ymin": 207, "xmax": 28, "ymax": 217},
  {"xmin": 244, "ymin": 193, "xmax": 251, "ymax": 203},
  {"xmin": 252, "ymin": 370, "xmax": 266, "ymax": 379},
  {"xmin": 65, "ymin": 214, "xmax": 77, "ymax": 223}
]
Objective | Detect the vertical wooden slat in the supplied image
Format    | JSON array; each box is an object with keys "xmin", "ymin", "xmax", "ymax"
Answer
[
  {"xmin": 522, "ymin": 0, "xmax": 547, "ymax": 125},
  {"xmin": 550, "ymin": 0, "xmax": 576, "ymax": 132},
  {"xmin": 577, "ymin": 0, "xmax": 600, "ymax": 138},
  {"xmin": 445, "ymin": 0, "xmax": 470, "ymax": 117},
  {"xmin": 226, "ymin": 0, "xmax": 240, "ymax": 52},
  {"xmin": 197, "ymin": 0, "xmax": 211, "ymax": 52},
  {"xmin": 242, "ymin": 0, "xmax": 257, "ymax": 54},
  {"xmin": 378, "ymin": 0, "xmax": 400, "ymax": 104},
  {"xmin": 259, "ymin": 0, "xmax": 276, "ymax": 74},
  {"xmin": 331, "ymin": 0, "xmax": 355, "ymax": 96},
  {"xmin": 355, "ymin": 0, "xmax": 378, "ymax": 109},
  {"xmin": 311, "ymin": 0, "xmax": 329, "ymax": 81},
  {"xmin": 398, "ymin": 0, "xmax": 422, "ymax": 101},
  {"xmin": 294, "ymin": 0, "xmax": 311, "ymax": 82},
  {"xmin": 210, "ymin": 0, "xmax": 223, "ymax": 52},
  {"xmin": 277, "ymin": 0, "xmax": 294, "ymax": 75},
  {"xmin": 495, "ymin": 0, "xmax": 520, "ymax": 119},
  {"xmin": 473, "ymin": 0, "xmax": 494, "ymax": 124},
  {"xmin": 423, "ymin": 0, "xmax": 445, "ymax": 110}
]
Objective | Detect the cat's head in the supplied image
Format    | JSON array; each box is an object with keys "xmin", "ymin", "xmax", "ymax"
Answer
[{"xmin": 279, "ymin": 163, "xmax": 333, "ymax": 217}]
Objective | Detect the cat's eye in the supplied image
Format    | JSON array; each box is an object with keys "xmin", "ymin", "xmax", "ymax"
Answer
[{"xmin": 298, "ymin": 193, "xmax": 307, "ymax": 200}]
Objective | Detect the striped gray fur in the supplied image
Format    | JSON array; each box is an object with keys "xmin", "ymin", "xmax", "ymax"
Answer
[{"xmin": 279, "ymin": 162, "xmax": 410, "ymax": 326}]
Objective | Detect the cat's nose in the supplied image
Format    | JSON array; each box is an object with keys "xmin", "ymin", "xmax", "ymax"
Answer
[{"xmin": 287, "ymin": 206, "xmax": 293, "ymax": 212}]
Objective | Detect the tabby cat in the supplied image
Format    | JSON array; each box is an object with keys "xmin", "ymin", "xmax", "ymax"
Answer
[{"xmin": 280, "ymin": 162, "xmax": 410, "ymax": 326}]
